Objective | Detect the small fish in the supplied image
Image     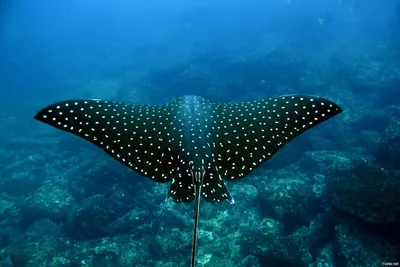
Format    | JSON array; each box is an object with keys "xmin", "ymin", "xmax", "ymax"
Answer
[
  {"xmin": 318, "ymin": 17, "xmax": 324, "ymax": 26},
  {"xmin": 318, "ymin": 12, "xmax": 335, "ymax": 27},
  {"xmin": 35, "ymin": 94, "xmax": 342, "ymax": 266}
]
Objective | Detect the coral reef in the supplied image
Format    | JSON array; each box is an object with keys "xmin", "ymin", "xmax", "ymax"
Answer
[
  {"xmin": 376, "ymin": 120, "xmax": 400, "ymax": 170},
  {"xmin": 327, "ymin": 160, "xmax": 400, "ymax": 224}
]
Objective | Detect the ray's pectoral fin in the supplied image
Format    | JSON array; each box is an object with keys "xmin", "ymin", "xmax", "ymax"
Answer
[
  {"xmin": 168, "ymin": 168, "xmax": 195, "ymax": 202},
  {"xmin": 213, "ymin": 95, "xmax": 342, "ymax": 181},
  {"xmin": 201, "ymin": 170, "xmax": 234, "ymax": 203},
  {"xmin": 34, "ymin": 99, "xmax": 179, "ymax": 183}
]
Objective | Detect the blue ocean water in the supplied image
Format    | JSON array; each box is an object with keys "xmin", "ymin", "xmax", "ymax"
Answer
[{"xmin": 0, "ymin": 0, "xmax": 399, "ymax": 266}]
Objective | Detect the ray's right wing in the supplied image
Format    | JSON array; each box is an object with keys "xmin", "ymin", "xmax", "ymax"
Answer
[{"xmin": 211, "ymin": 95, "xmax": 342, "ymax": 181}]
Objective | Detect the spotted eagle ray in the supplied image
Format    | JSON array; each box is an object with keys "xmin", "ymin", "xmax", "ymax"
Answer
[{"xmin": 34, "ymin": 94, "xmax": 342, "ymax": 266}]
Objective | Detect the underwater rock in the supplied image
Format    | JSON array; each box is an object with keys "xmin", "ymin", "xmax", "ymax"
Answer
[
  {"xmin": 334, "ymin": 221, "xmax": 398, "ymax": 267},
  {"xmin": 343, "ymin": 60, "xmax": 392, "ymax": 96},
  {"xmin": 259, "ymin": 176, "xmax": 320, "ymax": 226},
  {"xmin": 0, "ymin": 164, "xmax": 45, "ymax": 197},
  {"xmin": 90, "ymin": 249, "xmax": 120, "ymax": 267},
  {"xmin": 299, "ymin": 150, "xmax": 355, "ymax": 175},
  {"xmin": 0, "ymin": 255, "xmax": 13, "ymax": 267},
  {"xmin": 155, "ymin": 227, "xmax": 191, "ymax": 262},
  {"xmin": 327, "ymin": 161, "xmax": 400, "ymax": 224},
  {"xmin": 358, "ymin": 130, "xmax": 382, "ymax": 152},
  {"xmin": 314, "ymin": 243, "xmax": 335, "ymax": 267},
  {"xmin": 376, "ymin": 120, "xmax": 400, "ymax": 170},
  {"xmin": 4, "ymin": 219, "xmax": 64, "ymax": 267},
  {"xmin": 199, "ymin": 255, "xmax": 235, "ymax": 266},
  {"xmin": 349, "ymin": 108, "xmax": 390, "ymax": 132},
  {"xmin": 0, "ymin": 232, "xmax": 9, "ymax": 250},
  {"xmin": 108, "ymin": 207, "xmax": 150, "ymax": 236},
  {"xmin": 197, "ymin": 206, "xmax": 263, "ymax": 264},
  {"xmin": 230, "ymin": 182, "xmax": 259, "ymax": 205},
  {"xmin": 66, "ymin": 153, "xmax": 138, "ymax": 202},
  {"xmin": 0, "ymin": 199, "xmax": 14, "ymax": 222},
  {"xmin": 242, "ymin": 213, "xmax": 336, "ymax": 266},
  {"xmin": 240, "ymin": 255, "xmax": 260, "ymax": 267},
  {"xmin": 157, "ymin": 201, "xmax": 191, "ymax": 230},
  {"xmin": 22, "ymin": 182, "xmax": 75, "ymax": 227},
  {"xmin": 70, "ymin": 235, "xmax": 154, "ymax": 266},
  {"xmin": 65, "ymin": 194, "xmax": 120, "ymax": 240},
  {"xmin": 243, "ymin": 218, "xmax": 313, "ymax": 266},
  {"xmin": 276, "ymin": 226, "xmax": 314, "ymax": 265},
  {"xmin": 239, "ymin": 217, "xmax": 284, "ymax": 263}
]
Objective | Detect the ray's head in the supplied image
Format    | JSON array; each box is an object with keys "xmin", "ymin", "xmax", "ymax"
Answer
[{"xmin": 172, "ymin": 95, "xmax": 213, "ymax": 172}]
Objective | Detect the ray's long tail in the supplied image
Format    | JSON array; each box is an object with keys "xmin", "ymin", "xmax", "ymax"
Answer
[{"xmin": 191, "ymin": 182, "xmax": 202, "ymax": 267}]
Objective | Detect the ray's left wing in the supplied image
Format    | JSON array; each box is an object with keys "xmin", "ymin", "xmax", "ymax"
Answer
[
  {"xmin": 35, "ymin": 99, "xmax": 180, "ymax": 183},
  {"xmin": 211, "ymin": 95, "xmax": 342, "ymax": 181}
]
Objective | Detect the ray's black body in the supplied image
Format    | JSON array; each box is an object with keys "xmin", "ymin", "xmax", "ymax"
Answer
[{"xmin": 35, "ymin": 95, "xmax": 342, "ymax": 266}]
